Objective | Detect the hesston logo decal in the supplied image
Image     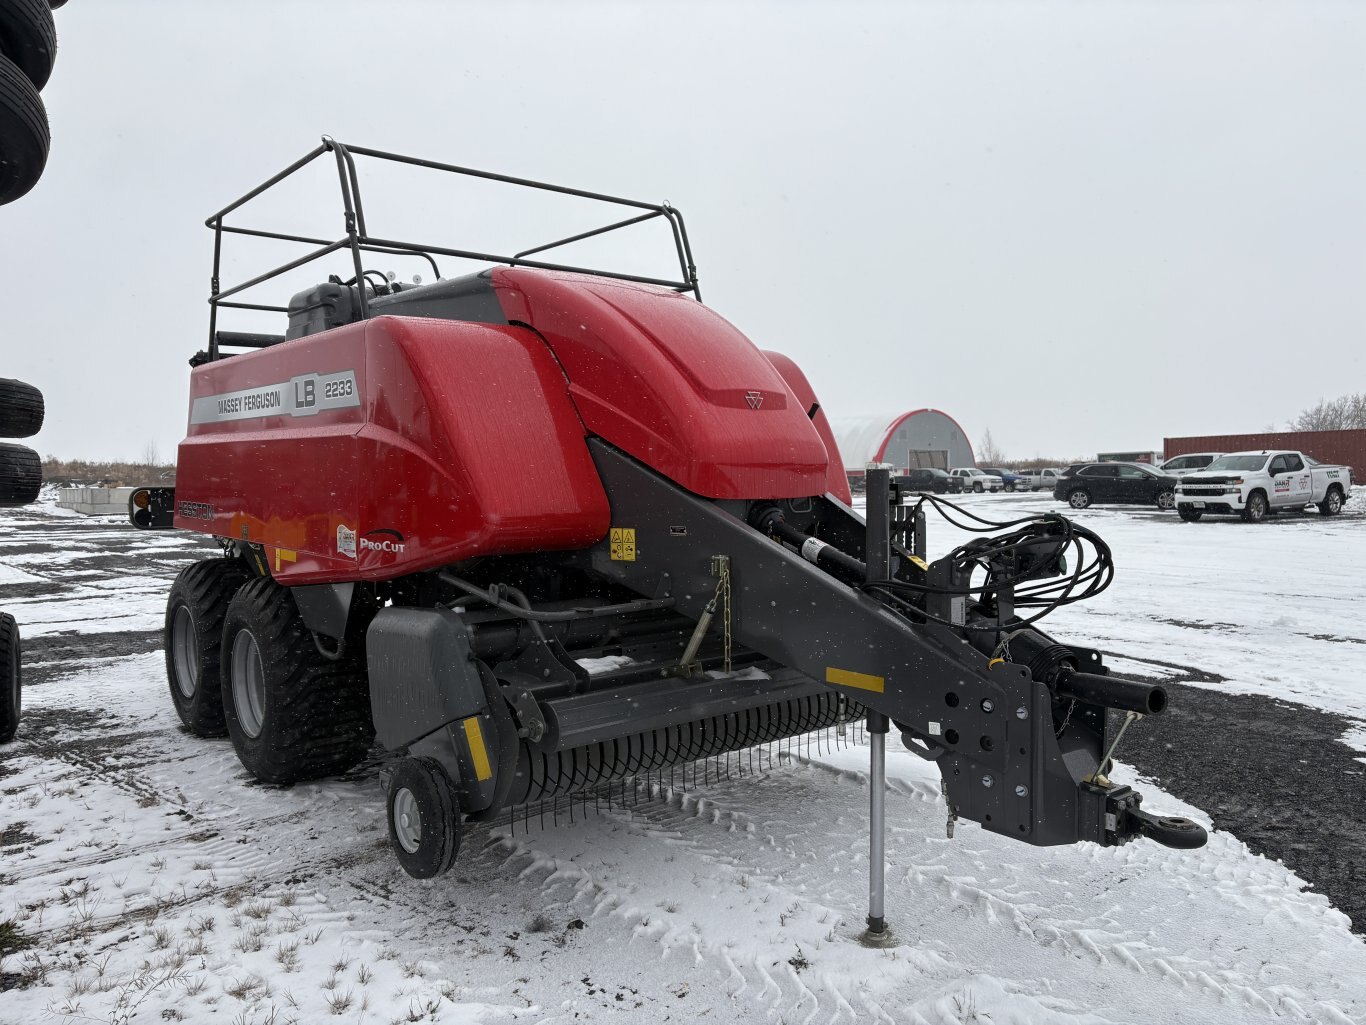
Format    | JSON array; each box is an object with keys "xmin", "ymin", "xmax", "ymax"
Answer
[{"xmin": 360, "ymin": 529, "xmax": 407, "ymax": 554}]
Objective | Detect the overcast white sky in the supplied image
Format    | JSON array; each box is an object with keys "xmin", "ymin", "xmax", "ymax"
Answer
[{"xmin": 3, "ymin": 0, "xmax": 1363, "ymax": 462}]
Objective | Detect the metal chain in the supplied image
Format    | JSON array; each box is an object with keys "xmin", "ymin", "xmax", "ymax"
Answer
[
  {"xmin": 719, "ymin": 558, "xmax": 732, "ymax": 672},
  {"xmin": 1054, "ymin": 698, "xmax": 1076, "ymax": 738}
]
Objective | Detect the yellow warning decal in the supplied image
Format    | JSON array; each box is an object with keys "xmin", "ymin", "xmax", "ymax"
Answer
[
  {"xmin": 825, "ymin": 667, "xmax": 886, "ymax": 694},
  {"xmin": 463, "ymin": 717, "xmax": 493, "ymax": 781},
  {"xmin": 609, "ymin": 527, "xmax": 637, "ymax": 561},
  {"xmin": 272, "ymin": 548, "xmax": 298, "ymax": 573},
  {"xmin": 908, "ymin": 555, "xmax": 928, "ymax": 571}
]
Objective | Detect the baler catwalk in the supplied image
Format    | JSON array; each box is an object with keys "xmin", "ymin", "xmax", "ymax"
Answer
[{"xmin": 133, "ymin": 139, "xmax": 1205, "ymax": 923}]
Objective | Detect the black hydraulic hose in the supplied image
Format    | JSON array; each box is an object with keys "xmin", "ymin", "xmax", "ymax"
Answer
[
  {"xmin": 438, "ymin": 572, "xmax": 675, "ymax": 622},
  {"xmin": 752, "ymin": 507, "xmax": 866, "ymax": 583},
  {"xmin": 1053, "ymin": 668, "xmax": 1167, "ymax": 716}
]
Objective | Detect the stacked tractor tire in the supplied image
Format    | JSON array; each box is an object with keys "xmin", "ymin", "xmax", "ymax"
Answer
[
  {"xmin": 0, "ymin": 0, "xmax": 60, "ymax": 741},
  {"xmin": 0, "ymin": 0, "xmax": 60, "ymax": 205},
  {"xmin": 0, "ymin": 378, "xmax": 41, "ymax": 745}
]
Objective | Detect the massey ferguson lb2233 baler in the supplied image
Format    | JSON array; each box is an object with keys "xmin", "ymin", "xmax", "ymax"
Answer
[{"xmin": 134, "ymin": 139, "xmax": 1204, "ymax": 933}]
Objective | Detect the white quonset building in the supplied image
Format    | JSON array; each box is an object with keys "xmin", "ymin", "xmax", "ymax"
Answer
[{"xmin": 828, "ymin": 410, "xmax": 976, "ymax": 480}]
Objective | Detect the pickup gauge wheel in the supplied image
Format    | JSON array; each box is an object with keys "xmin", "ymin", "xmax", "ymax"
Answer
[
  {"xmin": 1155, "ymin": 490, "xmax": 1175, "ymax": 511},
  {"xmin": 0, "ymin": 612, "xmax": 20, "ymax": 744},
  {"xmin": 387, "ymin": 757, "xmax": 461, "ymax": 879},
  {"xmin": 1177, "ymin": 506, "xmax": 1203, "ymax": 522},
  {"xmin": 1318, "ymin": 488, "xmax": 1344, "ymax": 516},
  {"xmin": 221, "ymin": 578, "xmax": 374, "ymax": 784},
  {"xmin": 1067, "ymin": 489, "xmax": 1092, "ymax": 510},
  {"xmin": 164, "ymin": 559, "xmax": 250, "ymax": 736},
  {"xmin": 0, "ymin": 52, "xmax": 48, "ymax": 206},
  {"xmin": 1241, "ymin": 491, "xmax": 1268, "ymax": 523}
]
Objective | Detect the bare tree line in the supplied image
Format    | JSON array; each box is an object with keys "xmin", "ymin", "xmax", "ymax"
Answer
[{"xmin": 1290, "ymin": 392, "xmax": 1366, "ymax": 432}]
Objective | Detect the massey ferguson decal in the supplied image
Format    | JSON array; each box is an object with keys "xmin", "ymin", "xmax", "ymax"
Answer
[
  {"xmin": 190, "ymin": 370, "xmax": 360, "ymax": 424},
  {"xmin": 360, "ymin": 529, "xmax": 407, "ymax": 554},
  {"xmin": 336, "ymin": 524, "xmax": 357, "ymax": 559}
]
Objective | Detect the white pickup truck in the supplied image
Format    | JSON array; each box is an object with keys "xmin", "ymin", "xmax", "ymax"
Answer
[{"xmin": 1173, "ymin": 450, "xmax": 1352, "ymax": 522}]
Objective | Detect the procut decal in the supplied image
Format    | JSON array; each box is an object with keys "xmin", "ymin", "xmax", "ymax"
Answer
[
  {"xmin": 361, "ymin": 528, "xmax": 407, "ymax": 554},
  {"xmin": 190, "ymin": 370, "xmax": 361, "ymax": 424}
]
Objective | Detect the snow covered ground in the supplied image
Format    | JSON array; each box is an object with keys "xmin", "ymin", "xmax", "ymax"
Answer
[{"xmin": 1, "ymin": 491, "xmax": 1365, "ymax": 1024}]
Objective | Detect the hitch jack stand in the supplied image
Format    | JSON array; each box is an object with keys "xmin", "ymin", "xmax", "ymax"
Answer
[
  {"xmin": 865, "ymin": 710, "xmax": 890, "ymax": 938},
  {"xmin": 861, "ymin": 465, "xmax": 895, "ymax": 942}
]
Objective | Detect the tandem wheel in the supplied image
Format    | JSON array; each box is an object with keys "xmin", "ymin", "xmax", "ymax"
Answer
[{"xmin": 387, "ymin": 757, "xmax": 461, "ymax": 879}]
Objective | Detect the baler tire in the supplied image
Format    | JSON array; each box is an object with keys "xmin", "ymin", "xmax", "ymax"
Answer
[
  {"xmin": 1067, "ymin": 488, "xmax": 1091, "ymax": 510},
  {"xmin": 1318, "ymin": 487, "xmax": 1344, "ymax": 516},
  {"xmin": 164, "ymin": 559, "xmax": 250, "ymax": 737},
  {"xmin": 0, "ymin": 612, "xmax": 20, "ymax": 744},
  {"xmin": 0, "ymin": 442, "xmax": 41, "ymax": 507},
  {"xmin": 221, "ymin": 577, "xmax": 374, "ymax": 784},
  {"xmin": 0, "ymin": 52, "xmax": 47, "ymax": 206},
  {"xmin": 1241, "ymin": 491, "xmax": 1268, "ymax": 523},
  {"xmin": 1176, "ymin": 506, "xmax": 1203, "ymax": 522},
  {"xmin": 0, "ymin": 378, "xmax": 43, "ymax": 438},
  {"xmin": 0, "ymin": 0, "xmax": 56, "ymax": 91},
  {"xmin": 387, "ymin": 757, "xmax": 460, "ymax": 879}
]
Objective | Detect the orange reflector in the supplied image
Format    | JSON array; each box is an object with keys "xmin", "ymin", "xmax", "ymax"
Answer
[{"xmin": 132, "ymin": 490, "xmax": 150, "ymax": 509}]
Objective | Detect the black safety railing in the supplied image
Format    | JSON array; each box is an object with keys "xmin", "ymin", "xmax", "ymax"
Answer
[{"xmin": 205, "ymin": 136, "xmax": 702, "ymax": 360}]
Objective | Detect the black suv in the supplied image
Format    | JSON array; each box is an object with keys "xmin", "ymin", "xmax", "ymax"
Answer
[
  {"xmin": 1053, "ymin": 462, "xmax": 1177, "ymax": 510},
  {"xmin": 898, "ymin": 467, "xmax": 964, "ymax": 494}
]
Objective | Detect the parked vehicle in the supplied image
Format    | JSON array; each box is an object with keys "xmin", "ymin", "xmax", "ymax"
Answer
[
  {"xmin": 979, "ymin": 467, "xmax": 1026, "ymax": 492},
  {"xmin": 1173, "ymin": 450, "xmax": 1351, "ymax": 522},
  {"xmin": 1158, "ymin": 452, "xmax": 1223, "ymax": 477},
  {"xmin": 949, "ymin": 467, "xmax": 1003, "ymax": 493},
  {"xmin": 1053, "ymin": 462, "xmax": 1178, "ymax": 510},
  {"xmin": 1017, "ymin": 467, "xmax": 1063, "ymax": 492},
  {"xmin": 898, "ymin": 467, "xmax": 964, "ymax": 494}
]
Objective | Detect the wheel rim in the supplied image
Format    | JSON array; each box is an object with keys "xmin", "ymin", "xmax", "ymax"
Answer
[
  {"xmin": 1069, "ymin": 491, "xmax": 1088, "ymax": 509},
  {"xmin": 170, "ymin": 606, "xmax": 198, "ymax": 699},
  {"xmin": 393, "ymin": 787, "xmax": 423, "ymax": 853},
  {"xmin": 1328, "ymin": 492, "xmax": 1342, "ymax": 512},
  {"xmin": 1157, "ymin": 491, "xmax": 1174, "ymax": 510},
  {"xmin": 231, "ymin": 630, "xmax": 267, "ymax": 739},
  {"xmin": 1250, "ymin": 496, "xmax": 1265, "ymax": 519}
]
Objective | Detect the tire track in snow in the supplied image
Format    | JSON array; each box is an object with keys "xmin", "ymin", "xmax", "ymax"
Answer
[{"xmin": 491, "ymin": 752, "xmax": 1365, "ymax": 1025}]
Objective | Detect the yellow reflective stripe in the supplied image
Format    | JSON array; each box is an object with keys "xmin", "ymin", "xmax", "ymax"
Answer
[
  {"xmin": 463, "ymin": 717, "xmax": 492, "ymax": 781},
  {"xmin": 825, "ymin": 667, "xmax": 885, "ymax": 694}
]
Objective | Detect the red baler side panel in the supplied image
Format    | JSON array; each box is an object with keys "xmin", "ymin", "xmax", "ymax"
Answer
[
  {"xmin": 761, "ymin": 350, "xmax": 853, "ymax": 506},
  {"xmin": 493, "ymin": 268, "xmax": 832, "ymax": 500},
  {"xmin": 174, "ymin": 317, "xmax": 610, "ymax": 584}
]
